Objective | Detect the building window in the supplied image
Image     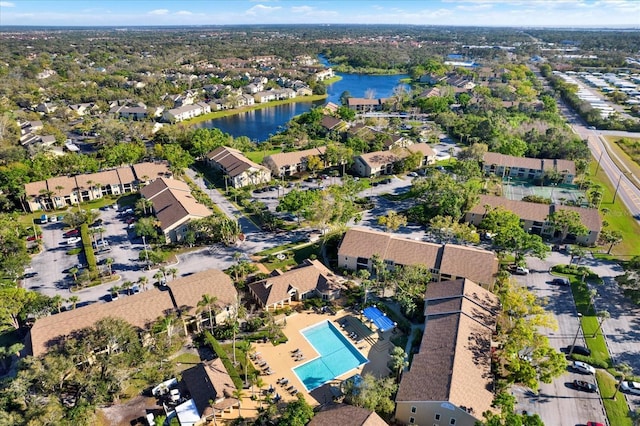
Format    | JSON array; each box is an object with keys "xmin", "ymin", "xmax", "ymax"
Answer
[
  {"xmin": 450, "ymin": 419, "xmax": 456, "ymax": 425},
  {"xmin": 409, "ymin": 417, "xmax": 415, "ymax": 424},
  {"xmin": 435, "ymin": 413, "xmax": 441, "ymax": 420},
  {"xmin": 411, "ymin": 406, "xmax": 417, "ymax": 414}
]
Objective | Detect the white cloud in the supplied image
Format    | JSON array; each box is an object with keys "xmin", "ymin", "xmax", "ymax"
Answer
[
  {"xmin": 0, "ymin": 1, "xmax": 16, "ymax": 7},
  {"xmin": 456, "ymin": 4, "xmax": 493, "ymax": 11},
  {"xmin": 176, "ymin": 10, "xmax": 193, "ymax": 15},
  {"xmin": 246, "ymin": 4, "xmax": 281, "ymax": 16},
  {"xmin": 148, "ymin": 9, "xmax": 169, "ymax": 16}
]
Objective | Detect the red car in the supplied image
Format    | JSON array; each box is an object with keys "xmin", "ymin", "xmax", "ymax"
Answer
[
  {"xmin": 26, "ymin": 235, "xmax": 42, "ymax": 241},
  {"xmin": 587, "ymin": 422, "xmax": 604, "ymax": 426},
  {"xmin": 63, "ymin": 229, "xmax": 80, "ymax": 238}
]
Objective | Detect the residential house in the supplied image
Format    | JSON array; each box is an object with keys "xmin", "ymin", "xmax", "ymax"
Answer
[
  {"xmin": 139, "ymin": 177, "xmax": 212, "ymax": 243},
  {"xmin": 177, "ymin": 359, "xmax": 240, "ymax": 424},
  {"xmin": 240, "ymin": 94, "xmax": 255, "ymax": 106},
  {"xmin": 464, "ymin": 194, "xmax": 602, "ymax": 245},
  {"xmin": 395, "ymin": 279, "xmax": 499, "ymax": 426},
  {"xmin": 309, "ymin": 403, "xmax": 388, "ymax": 426},
  {"xmin": 263, "ymin": 146, "xmax": 327, "ymax": 177},
  {"xmin": 354, "ymin": 150, "xmax": 406, "ymax": 177},
  {"xmin": 163, "ymin": 102, "xmax": 211, "ymax": 123},
  {"xmin": 35, "ymin": 102, "xmax": 57, "ymax": 114},
  {"xmin": 419, "ymin": 74, "xmax": 446, "ymax": 85},
  {"xmin": 109, "ymin": 104, "xmax": 148, "ymax": 120},
  {"xmin": 26, "ymin": 269, "xmax": 238, "ymax": 357},
  {"xmin": 68, "ymin": 103, "xmax": 95, "ymax": 116},
  {"xmin": 24, "ymin": 161, "xmax": 169, "ymax": 211},
  {"xmin": 254, "ymin": 91, "xmax": 276, "ymax": 104},
  {"xmin": 353, "ymin": 144, "xmax": 435, "ymax": 177},
  {"xmin": 296, "ymin": 86, "xmax": 313, "ymax": 97},
  {"xmin": 407, "ymin": 143, "xmax": 437, "ymax": 167},
  {"xmin": 482, "ymin": 152, "xmax": 576, "ymax": 184},
  {"xmin": 205, "ymin": 146, "xmax": 271, "ymax": 188},
  {"xmin": 337, "ymin": 228, "xmax": 498, "ymax": 287},
  {"xmin": 314, "ymin": 68, "xmax": 335, "ymax": 81},
  {"xmin": 347, "ymin": 98, "xmax": 388, "ymax": 112},
  {"xmin": 320, "ymin": 115, "xmax": 347, "ymax": 133},
  {"xmin": 248, "ymin": 259, "xmax": 343, "ymax": 311}
]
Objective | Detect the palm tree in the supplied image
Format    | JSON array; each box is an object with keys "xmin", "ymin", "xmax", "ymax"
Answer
[
  {"xmin": 232, "ymin": 388, "xmax": 246, "ymax": 420},
  {"xmin": 137, "ymin": 276, "xmax": 149, "ymax": 291},
  {"xmin": 121, "ymin": 280, "xmax": 133, "ymax": 295},
  {"xmin": 68, "ymin": 296, "xmax": 80, "ymax": 310},
  {"xmin": 168, "ymin": 267, "xmax": 178, "ymax": 281},
  {"xmin": 51, "ymin": 295, "xmax": 64, "ymax": 313},
  {"xmin": 68, "ymin": 267, "xmax": 79, "ymax": 282},
  {"xmin": 197, "ymin": 294, "xmax": 218, "ymax": 331},
  {"xmin": 389, "ymin": 346, "xmax": 409, "ymax": 383},
  {"xmin": 254, "ymin": 376, "xmax": 265, "ymax": 409},
  {"xmin": 613, "ymin": 363, "xmax": 633, "ymax": 399},
  {"xmin": 238, "ymin": 339, "xmax": 253, "ymax": 388},
  {"xmin": 155, "ymin": 315, "xmax": 176, "ymax": 346},
  {"xmin": 105, "ymin": 257, "xmax": 114, "ymax": 275},
  {"xmin": 592, "ymin": 310, "xmax": 610, "ymax": 338},
  {"xmin": 153, "ymin": 271, "xmax": 165, "ymax": 285}
]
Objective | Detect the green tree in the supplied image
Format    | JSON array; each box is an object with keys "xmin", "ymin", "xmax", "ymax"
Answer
[
  {"xmin": 306, "ymin": 155, "xmax": 324, "ymax": 177},
  {"xmin": 197, "ymin": 294, "xmax": 218, "ymax": 331},
  {"xmin": 389, "ymin": 346, "xmax": 408, "ymax": 382},
  {"xmin": 0, "ymin": 288, "xmax": 37, "ymax": 331},
  {"xmin": 344, "ymin": 373, "xmax": 397, "ymax": 418},
  {"xmin": 279, "ymin": 393, "xmax": 314, "ymax": 426},
  {"xmin": 134, "ymin": 217, "xmax": 160, "ymax": 241},
  {"xmin": 377, "ymin": 210, "xmax": 407, "ymax": 232},
  {"xmin": 599, "ymin": 229, "xmax": 623, "ymax": 254},
  {"xmin": 277, "ymin": 189, "xmax": 320, "ymax": 223},
  {"xmin": 547, "ymin": 209, "xmax": 589, "ymax": 242}
]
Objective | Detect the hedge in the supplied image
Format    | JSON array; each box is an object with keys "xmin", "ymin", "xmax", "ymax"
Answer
[
  {"xmin": 203, "ymin": 331, "xmax": 243, "ymax": 389},
  {"xmin": 80, "ymin": 223, "xmax": 97, "ymax": 273}
]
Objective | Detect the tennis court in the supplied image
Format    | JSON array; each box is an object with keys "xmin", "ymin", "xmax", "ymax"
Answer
[
  {"xmin": 502, "ymin": 180, "xmax": 586, "ymax": 205},
  {"xmin": 363, "ymin": 306, "xmax": 395, "ymax": 332}
]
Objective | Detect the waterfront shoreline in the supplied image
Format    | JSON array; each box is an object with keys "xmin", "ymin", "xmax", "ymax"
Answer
[{"xmin": 184, "ymin": 94, "xmax": 328, "ymax": 126}]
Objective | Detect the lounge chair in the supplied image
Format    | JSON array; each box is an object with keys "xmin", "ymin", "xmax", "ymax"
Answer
[
  {"xmin": 290, "ymin": 388, "xmax": 298, "ymax": 395},
  {"xmin": 296, "ymin": 357, "xmax": 305, "ymax": 362},
  {"xmin": 286, "ymin": 385, "xmax": 295, "ymax": 392},
  {"xmin": 291, "ymin": 348, "xmax": 300, "ymax": 354},
  {"xmin": 263, "ymin": 369, "xmax": 274, "ymax": 375},
  {"xmin": 280, "ymin": 379, "xmax": 289, "ymax": 386}
]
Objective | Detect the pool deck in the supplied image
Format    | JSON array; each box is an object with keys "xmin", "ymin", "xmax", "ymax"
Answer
[{"xmin": 219, "ymin": 308, "xmax": 397, "ymax": 421}]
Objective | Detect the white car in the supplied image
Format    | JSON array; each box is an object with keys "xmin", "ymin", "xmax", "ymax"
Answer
[
  {"xmin": 573, "ymin": 361, "xmax": 596, "ymax": 375},
  {"xmin": 66, "ymin": 237, "xmax": 82, "ymax": 244},
  {"xmin": 514, "ymin": 266, "xmax": 530, "ymax": 275},
  {"xmin": 621, "ymin": 381, "xmax": 640, "ymax": 395}
]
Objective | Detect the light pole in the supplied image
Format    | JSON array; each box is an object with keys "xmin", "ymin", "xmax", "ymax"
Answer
[
  {"xmin": 142, "ymin": 235, "xmax": 150, "ymax": 270},
  {"xmin": 568, "ymin": 313, "xmax": 584, "ymax": 356}
]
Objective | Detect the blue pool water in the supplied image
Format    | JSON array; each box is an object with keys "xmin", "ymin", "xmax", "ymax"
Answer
[{"xmin": 293, "ymin": 321, "xmax": 368, "ymax": 391}]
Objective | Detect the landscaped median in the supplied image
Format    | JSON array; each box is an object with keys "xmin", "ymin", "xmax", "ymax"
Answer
[{"xmin": 554, "ymin": 264, "xmax": 633, "ymax": 426}]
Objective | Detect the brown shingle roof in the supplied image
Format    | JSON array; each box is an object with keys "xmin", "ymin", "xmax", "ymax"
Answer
[
  {"xmin": 309, "ymin": 403, "xmax": 388, "ymax": 426},
  {"xmin": 407, "ymin": 142, "xmax": 436, "ymax": 157},
  {"xmin": 440, "ymin": 244, "xmax": 499, "ymax": 287},
  {"xmin": 75, "ymin": 169, "xmax": 120, "ymax": 188},
  {"xmin": 338, "ymin": 228, "xmax": 498, "ymax": 285},
  {"xmin": 206, "ymin": 146, "xmax": 267, "ymax": 178},
  {"xmin": 249, "ymin": 259, "xmax": 340, "ymax": 308},
  {"xmin": 396, "ymin": 279, "xmax": 497, "ymax": 418},
  {"xmin": 132, "ymin": 161, "xmax": 171, "ymax": 181},
  {"xmin": 357, "ymin": 150, "xmax": 406, "ymax": 168},
  {"xmin": 27, "ymin": 269, "xmax": 236, "ymax": 357},
  {"xmin": 483, "ymin": 152, "xmax": 576, "ymax": 176},
  {"xmin": 320, "ymin": 115, "xmax": 344, "ymax": 131},
  {"xmin": 181, "ymin": 359, "xmax": 238, "ymax": 416},
  {"xmin": 264, "ymin": 146, "xmax": 327, "ymax": 170},
  {"xmin": 140, "ymin": 178, "xmax": 212, "ymax": 232},
  {"xmin": 469, "ymin": 195, "xmax": 601, "ymax": 233}
]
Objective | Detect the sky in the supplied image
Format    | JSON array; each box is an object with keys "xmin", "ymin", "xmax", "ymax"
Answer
[{"xmin": 0, "ymin": 0, "xmax": 638, "ymax": 28}]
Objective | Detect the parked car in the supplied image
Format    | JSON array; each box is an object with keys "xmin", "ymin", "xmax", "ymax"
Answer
[
  {"xmin": 66, "ymin": 237, "xmax": 82, "ymax": 245},
  {"xmin": 621, "ymin": 381, "xmax": 640, "ymax": 395},
  {"xmin": 573, "ymin": 380, "xmax": 598, "ymax": 393},
  {"xmin": 587, "ymin": 422, "xmax": 604, "ymax": 426},
  {"xmin": 63, "ymin": 229, "xmax": 80, "ymax": 238},
  {"xmin": 131, "ymin": 284, "xmax": 140, "ymax": 295},
  {"xmin": 407, "ymin": 172, "xmax": 418, "ymax": 177},
  {"xmin": 569, "ymin": 345, "xmax": 591, "ymax": 356},
  {"xmin": 514, "ymin": 266, "xmax": 530, "ymax": 275},
  {"xmin": 573, "ymin": 361, "xmax": 596, "ymax": 375},
  {"xmin": 552, "ymin": 277, "xmax": 570, "ymax": 286},
  {"xmin": 48, "ymin": 215, "xmax": 58, "ymax": 223}
]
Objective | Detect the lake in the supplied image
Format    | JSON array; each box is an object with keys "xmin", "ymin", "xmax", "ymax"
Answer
[{"xmin": 195, "ymin": 71, "xmax": 409, "ymax": 141}]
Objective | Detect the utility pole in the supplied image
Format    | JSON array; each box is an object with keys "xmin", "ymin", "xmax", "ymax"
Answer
[
  {"xmin": 613, "ymin": 174, "xmax": 623, "ymax": 204},
  {"xmin": 568, "ymin": 313, "xmax": 584, "ymax": 356},
  {"xmin": 594, "ymin": 150, "xmax": 604, "ymax": 175}
]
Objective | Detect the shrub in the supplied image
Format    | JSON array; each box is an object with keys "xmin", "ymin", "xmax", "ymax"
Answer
[
  {"xmin": 66, "ymin": 248, "xmax": 82, "ymax": 255},
  {"xmin": 80, "ymin": 223, "xmax": 97, "ymax": 273},
  {"xmin": 203, "ymin": 331, "xmax": 243, "ymax": 389}
]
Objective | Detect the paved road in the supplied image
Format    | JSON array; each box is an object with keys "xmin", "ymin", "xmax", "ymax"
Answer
[
  {"xmin": 514, "ymin": 252, "xmax": 609, "ymax": 425},
  {"xmin": 534, "ymin": 68, "xmax": 640, "ymax": 224}
]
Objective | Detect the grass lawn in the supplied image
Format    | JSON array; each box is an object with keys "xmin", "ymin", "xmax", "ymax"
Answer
[
  {"xmin": 607, "ymin": 135, "xmax": 640, "ymax": 175},
  {"xmin": 565, "ymin": 271, "xmax": 633, "ymax": 426},
  {"xmin": 245, "ymin": 148, "xmax": 282, "ymax": 165},
  {"xmin": 588, "ymin": 160, "xmax": 640, "ymax": 257},
  {"xmin": 596, "ymin": 370, "xmax": 632, "ymax": 426},
  {"xmin": 260, "ymin": 242, "xmax": 321, "ymax": 271},
  {"xmin": 18, "ymin": 195, "xmax": 127, "ymax": 228}
]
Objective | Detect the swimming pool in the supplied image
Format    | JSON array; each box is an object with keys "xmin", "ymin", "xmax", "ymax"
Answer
[{"xmin": 293, "ymin": 321, "xmax": 368, "ymax": 391}]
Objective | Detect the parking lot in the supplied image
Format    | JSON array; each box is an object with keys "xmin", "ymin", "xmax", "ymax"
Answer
[{"xmin": 512, "ymin": 253, "xmax": 613, "ymax": 425}]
